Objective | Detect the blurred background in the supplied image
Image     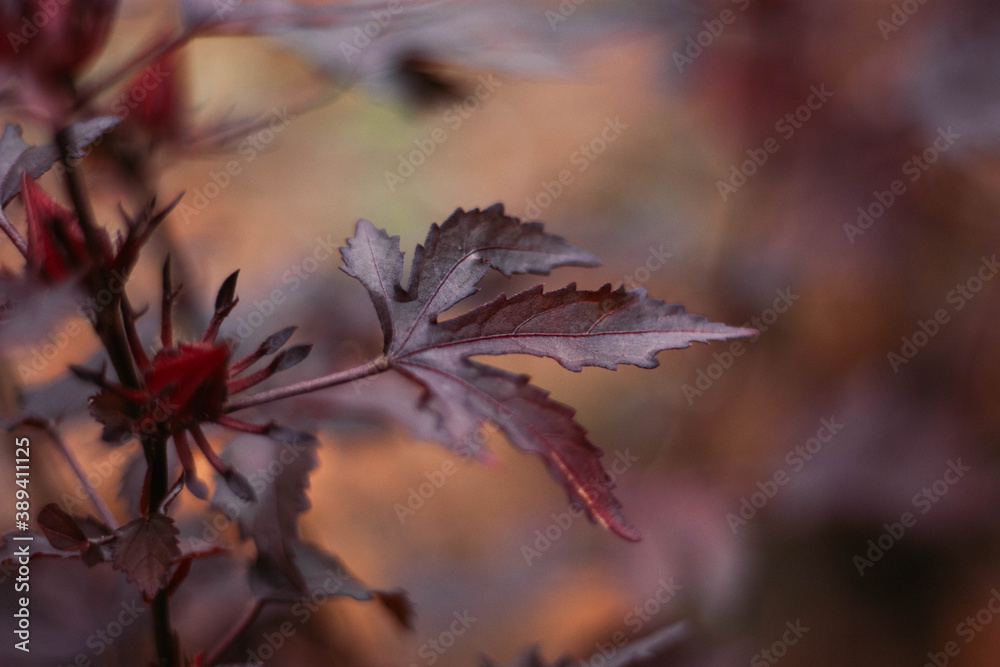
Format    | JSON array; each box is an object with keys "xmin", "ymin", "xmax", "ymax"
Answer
[{"xmin": 3, "ymin": 0, "xmax": 1000, "ymax": 665}]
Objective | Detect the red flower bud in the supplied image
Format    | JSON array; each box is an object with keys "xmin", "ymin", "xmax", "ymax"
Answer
[
  {"xmin": 145, "ymin": 343, "xmax": 230, "ymax": 426},
  {"xmin": 120, "ymin": 51, "xmax": 184, "ymax": 142},
  {"xmin": 0, "ymin": 0, "xmax": 118, "ymax": 80}
]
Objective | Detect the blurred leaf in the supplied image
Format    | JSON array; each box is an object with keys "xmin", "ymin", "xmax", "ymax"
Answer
[
  {"xmin": 250, "ymin": 540, "xmax": 413, "ymax": 629},
  {"xmin": 0, "ymin": 117, "xmax": 119, "ymax": 205},
  {"xmin": 211, "ymin": 434, "xmax": 318, "ymax": 589}
]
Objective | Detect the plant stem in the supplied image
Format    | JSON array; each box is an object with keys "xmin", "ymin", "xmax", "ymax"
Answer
[
  {"xmin": 224, "ymin": 358, "xmax": 387, "ymax": 413},
  {"xmin": 0, "ymin": 208, "xmax": 26, "ymax": 256},
  {"xmin": 42, "ymin": 423, "xmax": 119, "ymax": 530},
  {"xmin": 76, "ymin": 30, "xmax": 194, "ymax": 108},
  {"xmin": 142, "ymin": 431, "xmax": 176, "ymax": 667},
  {"xmin": 204, "ymin": 599, "xmax": 265, "ymax": 666},
  {"xmin": 57, "ymin": 131, "xmax": 176, "ymax": 667}
]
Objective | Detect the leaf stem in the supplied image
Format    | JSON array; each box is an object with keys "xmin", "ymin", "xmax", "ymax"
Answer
[
  {"xmin": 41, "ymin": 422, "xmax": 119, "ymax": 530},
  {"xmin": 204, "ymin": 599, "xmax": 265, "ymax": 666},
  {"xmin": 224, "ymin": 357, "xmax": 387, "ymax": 413},
  {"xmin": 0, "ymin": 208, "xmax": 27, "ymax": 257},
  {"xmin": 56, "ymin": 128, "xmax": 176, "ymax": 667},
  {"xmin": 76, "ymin": 30, "xmax": 195, "ymax": 108}
]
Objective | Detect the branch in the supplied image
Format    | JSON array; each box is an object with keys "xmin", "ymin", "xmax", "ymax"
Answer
[
  {"xmin": 224, "ymin": 357, "xmax": 387, "ymax": 412},
  {"xmin": 0, "ymin": 208, "xmax": 27, "ymax": 257},
  {"xmin": 19, "ymin": 418, "xmax": 119, "ymax": 530},
  {"xmin": 76, "ymin": 30, "xmax": 196, "ymax": 108}
]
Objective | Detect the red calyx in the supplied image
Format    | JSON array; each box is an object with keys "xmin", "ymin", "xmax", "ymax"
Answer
[{"xmin": 145, "ymin": 343, "xmax": 231, "ymax": 427}]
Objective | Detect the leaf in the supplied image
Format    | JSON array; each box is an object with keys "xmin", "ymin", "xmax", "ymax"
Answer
[
  {"xmin": 340, "ymin": 205, "xmax": 753, "ymax": 540},
  {"xmin": 0, "ymin": 117, "xmax": 120, "ymax": 205},
  {"xmin": 341, "ymin": 204, "xmax": 599, "ymax": 352},
  {"xmin": 37, "ymin": 504, "xmax": 88, "ymax": 551},
  {"xmin": 110, "ymin": 513, "xmax": 181, "ymax": 597},
  {"xmin": 249, "ymin": 540, "xmax": 413, "ymax": 629},
  {"xmin": 210, "ymin": 434, "xmax": 318, "ymax": 589},
  {"xmin": 195, "ymin": 2, "xmax": 571, "ymax": 107}
]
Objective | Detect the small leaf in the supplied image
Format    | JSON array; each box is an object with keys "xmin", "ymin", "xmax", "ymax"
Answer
[
  {"xmin": 110, "ymin": 513, "xmax": 181, "ymax": 597},
  {"xmin": 37, "ymin": 504, "xmax": 88, "ymax": 551}
]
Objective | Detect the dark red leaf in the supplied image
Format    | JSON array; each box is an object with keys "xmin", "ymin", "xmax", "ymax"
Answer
[
  {"xmin": 37, "ymin": 504, "xmax": 88, "ymax": 552},
  {"xmin": 340, "ymin": 205, "xmax": 753, "ymax": 540},
  {"xmin": 110, "ymin": 513, "xmax": 181, "ymax": 598}
]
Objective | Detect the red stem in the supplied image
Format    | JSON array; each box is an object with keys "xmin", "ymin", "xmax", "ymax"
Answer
[{"xmin": 224, "ymin": 358, "xmax": 387, "ymax": 412}]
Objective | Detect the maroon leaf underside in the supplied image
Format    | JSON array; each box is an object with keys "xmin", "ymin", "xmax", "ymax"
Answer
[{"xmin": 340, "ymin": 204, "xmax": 753, "ymax": 541}]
